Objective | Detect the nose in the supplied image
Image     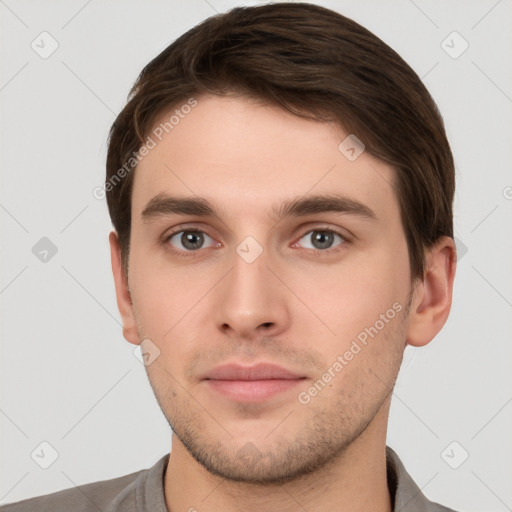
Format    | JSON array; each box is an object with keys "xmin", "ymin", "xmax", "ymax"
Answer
[{"xmin": 214, "ymin": 245, "xmax": 291, "ymax": 340}]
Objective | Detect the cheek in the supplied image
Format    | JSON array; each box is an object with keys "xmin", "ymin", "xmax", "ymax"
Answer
[
  {"xmin": 129, "ymin": 247, "xmax": 215, "ymax": 335},
  {"xmin": 288, "ymin": 249, "xmax": 407, "ymax": 339}
]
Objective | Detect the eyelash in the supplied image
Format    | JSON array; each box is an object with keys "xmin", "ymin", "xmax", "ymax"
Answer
[{"xmin": 162, "ymin": 225, "xmax": 350, "ymax": 258}]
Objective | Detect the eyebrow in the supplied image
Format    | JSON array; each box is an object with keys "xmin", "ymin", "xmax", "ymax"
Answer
[{"xmin": 141, "ymin": 193, "xmax": 377, "ymax": 223}]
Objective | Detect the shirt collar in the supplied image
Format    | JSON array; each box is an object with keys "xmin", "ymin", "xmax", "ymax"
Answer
[{"xmin": 386, "ymin": 445, "xmax": 450, "ymax": 511}]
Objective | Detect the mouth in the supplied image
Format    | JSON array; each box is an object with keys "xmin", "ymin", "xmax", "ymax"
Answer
[{"xmin": 202, "ymin": 362, "xmax": 307, "ymax": 402}]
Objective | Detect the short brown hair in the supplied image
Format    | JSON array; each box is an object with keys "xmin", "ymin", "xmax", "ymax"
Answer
[{"xmin": 105, "ymin": 2, "xmax": 454, "ymax": 281}]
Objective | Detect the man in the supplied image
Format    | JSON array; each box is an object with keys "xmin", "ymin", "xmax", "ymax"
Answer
[{"xmin": 1, "ymin": 2, "xmax": 460, "ymax": 511}]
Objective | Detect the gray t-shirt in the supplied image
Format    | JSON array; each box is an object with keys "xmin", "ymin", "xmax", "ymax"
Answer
[{"xmin": 0, "ymin": 446, "xmax": 459, "ymax": 511}]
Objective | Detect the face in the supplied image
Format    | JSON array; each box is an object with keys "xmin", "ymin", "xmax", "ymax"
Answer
[{"xmin": 121, "ymin": 93, "xmax": 416, "ymax": 483}]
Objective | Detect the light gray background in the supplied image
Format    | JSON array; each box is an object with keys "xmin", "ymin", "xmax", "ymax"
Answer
[{"xmin": 1, "ymin": 0, "xmax": 511, "ymax": 510}]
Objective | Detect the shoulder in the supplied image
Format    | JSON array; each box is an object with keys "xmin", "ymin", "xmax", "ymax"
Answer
[
  {"xmin": 425, "ymin": 500, "xmax": 461, "ymax": 512},
  {"xmin": 0, "ymin": 455, "xmax": 168, "ymax": 512}
]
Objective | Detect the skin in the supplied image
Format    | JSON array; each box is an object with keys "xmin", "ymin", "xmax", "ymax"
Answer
[{"xmin": 110, "ymin": 93, "xmax": 456, "ymax": 512}]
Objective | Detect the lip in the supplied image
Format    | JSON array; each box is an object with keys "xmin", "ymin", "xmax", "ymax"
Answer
[
  {"xmin": 203, "ymin": 362, "xmax": 304, "ymax": 381},
  {"xmin": 202, "ymin": 363, "xmax": 306, "ymax": 402}
]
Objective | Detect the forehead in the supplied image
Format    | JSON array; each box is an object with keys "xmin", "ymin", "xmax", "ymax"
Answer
[{"xmin": 132, "ymin": 94, "xmax": 398, "ymax": 224}]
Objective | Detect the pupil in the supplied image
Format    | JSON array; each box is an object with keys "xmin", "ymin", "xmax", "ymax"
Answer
[
  {"xmin": 183, "ymin": 232, "xmax": 203, "ymax": 250},
  {"xmin": 313, "ymin": 231, "xmax": 333, "ymax": 249}
]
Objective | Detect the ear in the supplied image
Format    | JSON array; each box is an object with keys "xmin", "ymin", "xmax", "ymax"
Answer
[
  {"xmin": 406, "ymin": 236, "xmax": 457, "ymax": 347},
  {"xmin": 109, "ymin": 231, "xmax": 140, "ymax": 345}
]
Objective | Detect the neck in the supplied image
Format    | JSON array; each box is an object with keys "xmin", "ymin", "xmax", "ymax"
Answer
[{"xmin": 163, "ymin": 403, "xmax": 393, "ymax": 512}]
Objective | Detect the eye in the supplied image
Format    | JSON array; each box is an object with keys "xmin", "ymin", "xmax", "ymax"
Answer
[
  {"xmin": 294, "ymin": 229, "xmax": 346, "ymax": 251},
  {"xmin": 166, "ymin": 230, "xmax": 218, "ymax": 252}
]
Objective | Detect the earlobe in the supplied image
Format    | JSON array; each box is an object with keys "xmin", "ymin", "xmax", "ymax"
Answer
[
  {"xmin": 406, "ymin": 236, "xmax": 457, "ymax": 347},
  {"xmin": 109, "ymin": 231, "xmax": 140, "ymax": 346}
]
